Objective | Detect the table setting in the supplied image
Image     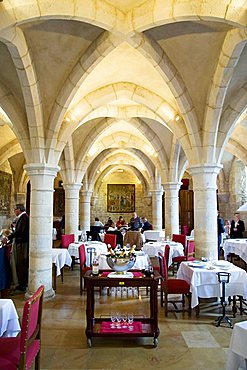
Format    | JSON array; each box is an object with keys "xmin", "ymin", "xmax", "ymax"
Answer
[
  {"xmin": 177, "ymin": 260, "xmax": 247, "ymax": 308},
  {"xmin": 142, "ymin": 240, "xmax": 184, "ymax": 266}
]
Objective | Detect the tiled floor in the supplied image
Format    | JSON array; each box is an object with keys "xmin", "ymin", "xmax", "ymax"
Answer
[{"xmin": 9, "ymin": 265, "xmax": 247, "ymax": 370}]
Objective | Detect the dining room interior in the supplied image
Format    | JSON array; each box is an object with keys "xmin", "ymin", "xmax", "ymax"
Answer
[{"xmin": 1, "ymin": 1, "xmax": 247, "ymax": 369}]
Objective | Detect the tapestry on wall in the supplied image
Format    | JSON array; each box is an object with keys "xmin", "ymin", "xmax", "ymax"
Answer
[
  {"xmin": 107, "ymin": 184, "xmax": 135, "ymax": 213},
  {"xmin": 0, "ymin": 170, "xmax": 12, "ymax": 215},
  {"xmin": 53, "ymin": 188, "xmax": 65, "ymax": 217}
]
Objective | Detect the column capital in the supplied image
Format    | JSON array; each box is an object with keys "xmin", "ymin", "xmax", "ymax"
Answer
[
  {"xmin": 63, "ymin": 183, "xmax": 82, "ymax": 192},
  {"xmin": 80, "ymin": 189, "xmax": 93, "ymax": 197},
  {"xmin": 187, "ymin": 163, "xmax": 222, "ymax": 176},
  {"xmin": 24, "ymin": 163, "xmax": 60, "ymax": 177},
  {"xmin": 188, "ymin": 163, "xmax": 222, "ymax": 191},
  {"xmin": 163, "ymin": 182, "xmax": 182, "ymax": 192}
]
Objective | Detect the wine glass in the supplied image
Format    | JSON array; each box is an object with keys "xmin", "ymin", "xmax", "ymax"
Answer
[
  {"xmin": 116, "ymin": 312, "xmax": 122, "ymax": 328},
  {"xmin": 122, "ymin": 313, "xmax": 127, "ymax": 328},
  {"xmin": 110, "ymin": 313, "xmax": 116, "ymax": 328},
  {"xmin": 127, "ymin": 313, "xmax": 134, "ymax": 331}
]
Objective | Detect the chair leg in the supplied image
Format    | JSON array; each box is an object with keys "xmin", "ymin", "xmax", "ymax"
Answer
[
  {"xmin": 61, "ymin": 267, "xmax": 64, "ymax": 283},
  {"xmin": 188, "ymin": 293, "xmax": 192, "ymax": 317},
  {"xmin": 80, "ymin": 272, "xmax": 83, "ymax": 295},
  {"xmin": 35, "ymin": 349, "xmax": 41, "ymax": 370},
  {"xmin": 71, "ymin": 256, "xmax": 75, "ymax": 270},
  {"xmin": 160, "ymin": 289, "xmax": 163, "ymax": 307},
  {"xmin": 164, "ymin": 293, "xmax": 168, "ymax": 316}
]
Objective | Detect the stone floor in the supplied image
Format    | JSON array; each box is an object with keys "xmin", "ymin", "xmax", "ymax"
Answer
[{"xmin": 9, "ymin": 264, "xmax": 247, "ymax": 370}]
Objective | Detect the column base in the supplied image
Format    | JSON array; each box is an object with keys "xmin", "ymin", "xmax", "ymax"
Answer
[{"xmin": 25, "ymin": 287, "xmax": 55, "ymax": 300}]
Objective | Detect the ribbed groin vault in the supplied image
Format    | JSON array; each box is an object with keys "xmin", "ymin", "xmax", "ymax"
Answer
[{"xmin": 0, "ymin": 0, "xmax": 247, "ymax": 295}]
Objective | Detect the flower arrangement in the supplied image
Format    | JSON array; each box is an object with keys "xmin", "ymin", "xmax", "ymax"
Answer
[{"xmin": 106, "ymin": 244, "xmax": 136, "ymax": 260}]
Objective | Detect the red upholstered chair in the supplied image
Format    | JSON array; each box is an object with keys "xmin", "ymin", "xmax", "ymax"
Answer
[
  {"xmin": 104, "ymin": 233, "xmax": 117, "ymax": 249},
  {"xmin": 0, "ymin": 285, "xmax": 44, "ymax": 370},
  {"xmin": 61, "ymin": 233, "xmax": 75, "ymax": 248},
  {"xmin": 171, "ymin": 234, "xmax": 187, "ymax": 274},
  {"xmin": 159, "ymin": 246, "xmax": 191, "ymax": 316},
  {"xmin": 172, "ymin": 239, "xmax": 196, "ymax": 274},
  {"xmin": 79, "ymin": 244, "xmax": 91, "ymax": 294}
]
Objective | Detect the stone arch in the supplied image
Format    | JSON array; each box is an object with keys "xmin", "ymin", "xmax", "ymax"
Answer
[
  {"xmin": 87, "ymin": 148, "xmax": 154, "ymax": 189},
  {"xmin": 56, "ymin": 83, "xmax": 189, "ymax": 159},
  {"xmin": 203, "ymin": 28, "xmax": 247, "ymax": 162},
  {"xmin": 0, "ymin": 27, "xmax": 45, "ymax": 162},
  {"xmin": 131, "ymin": 0, "xmax": 246, "ymax": 33},
  {"xmin": 0, "ymin": 139, "xmax": 22, "ymax": 166},
  {"xmin": 93, "ymin": 164, "xmax": 149, "ymax": 197}
]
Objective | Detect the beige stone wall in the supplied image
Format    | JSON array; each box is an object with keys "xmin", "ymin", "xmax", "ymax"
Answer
[
  {"xmin": 218, "ymin": 158, "xmax": 247, "ymax": 225},
  {"xmin": 91, "ymin": 171, "xmax": 152, "ymax": 226},
  {"xmin": 0, "ymin": 161, "xmax": 16, "ymax": 229}
]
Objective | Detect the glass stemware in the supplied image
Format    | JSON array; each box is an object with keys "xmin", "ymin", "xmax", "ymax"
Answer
[
  {"xmin": 110, "ymin": 313, "xmax": 116, "ymax": 328},
  {"xmin": 127, "ymin": 313, "xmax": 134, "ymax": 331}
]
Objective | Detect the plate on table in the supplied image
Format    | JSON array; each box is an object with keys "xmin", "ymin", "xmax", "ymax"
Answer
[
  {"xmin": 212, "ymin": 260, "xmax": 231, "ymax": 268},
  {"xmin": 188, "ymin": 261, "xmax": 206, "ymax": 268}
]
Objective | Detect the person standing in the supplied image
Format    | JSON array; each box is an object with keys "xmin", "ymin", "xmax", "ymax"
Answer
[
  {"xmin": 230, "ymin": 212, "xmax": 245, "ymax": 239},
  {"xmin": 129, "ymin": 212, "xmax": 142, "ymax": 231},
  {"xmin": 217, "ymin": 211, "xmax": 225, "ymax": 258},
  {"xmin": 4, "ymin": 204, "xmax": 29, "ymax": 291}
]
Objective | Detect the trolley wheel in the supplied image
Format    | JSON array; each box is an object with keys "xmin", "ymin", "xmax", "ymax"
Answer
[
  {"xmin": 87, "ymin": 338, "xmax": 92, "ymax": 348},
  {"xmin": 153, "ymin": 337, "xmax": 158, "ymax": 348}
]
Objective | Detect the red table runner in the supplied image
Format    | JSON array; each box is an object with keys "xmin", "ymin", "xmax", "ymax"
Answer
[{"xmin": 100, "ymin": 321, "xmax": 142, "ymax": 333}]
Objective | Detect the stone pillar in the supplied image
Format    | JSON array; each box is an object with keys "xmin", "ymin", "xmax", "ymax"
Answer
[
  {"xmin": 24, "ymin": 163, "xmax": 59, "ymax": 299},
  {"xmin": 63, "ymin": 183, "xmax": 81, "ymax": 237},
  {"xmin": 150, "ymin": 189, "xmax": 163, "ymax": 230},
  {"xmin": 163, "ymin": 182, "xmax": 181, "ymax": 237},
  {"xmin": 188, "ymin": 164, "xmax": 222, "ymax": 260},
  {"xmin": 80, "ymin": 190, "xmax": 92, "ymax": 232}
]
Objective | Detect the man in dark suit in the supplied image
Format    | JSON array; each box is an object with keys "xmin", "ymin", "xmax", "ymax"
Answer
[
  {"xmin": 5, "ymin": 204, "xmax": 29, "ymax": 291},
  {"xmin": 230, "ymin": 212, "xmax": 245, "ymax": 239},
  {"xmin": 217, "ymin": 211, "xmax": 225, "ymax": 257}
]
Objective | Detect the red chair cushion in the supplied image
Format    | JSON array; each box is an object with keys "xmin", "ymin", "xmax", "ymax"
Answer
[
  {"xmin": 172, "ymin": 256, "xmax": 186, "ymax": 263},
  {"xmin": 167, "ymin": 279, "xmax": 190, "ymax": 294}
]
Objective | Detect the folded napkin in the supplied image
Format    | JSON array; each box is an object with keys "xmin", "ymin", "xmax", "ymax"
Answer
[
  {"xmin": 100, "ymin": 321, "xmax": 142, "ymax": 333},
  {"xmin": 100, "ymin": 271, "xmax": 143, "ymax": 278}
]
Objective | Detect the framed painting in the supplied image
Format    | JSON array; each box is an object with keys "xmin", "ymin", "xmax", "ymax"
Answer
[
  {"xmin": 53, "ymin": 188, "xmax": 65, "ymax": 217},
  {"xmin": 107, "ymin": 184, "xmax": 135, "ymax": 213},
  {"xmin": 0, "ymin": 170, "xmax": 12, "ymax": 215}
]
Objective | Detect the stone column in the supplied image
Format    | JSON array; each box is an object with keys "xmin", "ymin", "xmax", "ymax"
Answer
[
  {"xmin": 163, "ymin": 182, "xmax": 181, "ymax": 237},
  {"xmin": 188, "ymin": 164, "xmax": 222, "ymax": 260},
  {"xmin": 24, "ymin": 163, "xmax": 59, "ymax": 299},
  {"xmin": 80, "ymin": 190, "xmax": 92, "ymax": 232},
  {"xmin": 150, "ymin": 189, "xmax": 163, "ymax": 230},
  {"xmin": 63, "ymin": 183, "xmax": 81, "ymax": 237}
]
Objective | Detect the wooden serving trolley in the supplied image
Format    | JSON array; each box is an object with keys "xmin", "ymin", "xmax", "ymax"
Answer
[{"xmin": 84, "ymin": 270, "xmax": 160, "ymax": 347}]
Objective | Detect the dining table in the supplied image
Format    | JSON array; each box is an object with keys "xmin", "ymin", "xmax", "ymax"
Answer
[
  {"xmin": 226, "ymin": 320, "xmax": 247, "ymax": 370},
  {"xmin": 177, "ymin": 260, "xmax": 247, "ymax": 310},
  {"xmin": 68, "ymin": 241, "xmax": 108, "ymax": 267},
  {"xmin": 51, "ymin": 249, "xmax": 72, "ymax": 291},
  {"xmin": 142, "ymin": 241, "xmax": 184, "ymax": 266},
  {"xmin": 142, "ymin": 230, "xmax": 165, "ymax": 243},
  {"xmin": 0, "ymin": 299, "xmax": 21, "ymax": 337},
  {"xmin": 223, "ymin": 238, "xmax": 247, "ymax": 264}
]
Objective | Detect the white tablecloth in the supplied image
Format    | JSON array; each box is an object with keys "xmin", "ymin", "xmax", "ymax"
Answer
[
  {"xmin": 98, "ymin": 252, "xmax": 150, "ymax": 271},
  {"xmin": 51, "ymin": 249, "xmax": 72, "ymax": 276},
  {"xmin": 0, "ymin": 299, "xmax": 20, "ymax": 337},
  {"xmin": 226, "ymin": 321, "xmax": 247, "ymax": 370},
  {"xmin": 223, "ymin": 239, "xmax": 247, "ymax": 263},
  {"xmin": 142, "ymin": 230, "xmax": 165, "ymax": 243},
  {"xmin": 143, "ymin": 241, "xmax": 184, "ymax": 266},
  {"xmin": 177, "ymin": 261, "xmax": 247, "ymax": 308},
  {"xmin": 68, "ymin": 242, "xmax": 108, "ymax": 266}
]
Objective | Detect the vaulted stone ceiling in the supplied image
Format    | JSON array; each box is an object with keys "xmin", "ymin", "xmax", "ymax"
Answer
[{"xmin": 0, "ymin": 0, "xmax": 246, "ymax": 192}]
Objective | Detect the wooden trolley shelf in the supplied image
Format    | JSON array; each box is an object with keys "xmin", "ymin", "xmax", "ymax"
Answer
[{"xmin": 84, "ymin": 270, "xmax": 160, "ymax": 347}]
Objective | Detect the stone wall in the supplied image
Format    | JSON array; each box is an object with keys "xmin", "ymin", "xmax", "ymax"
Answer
[{"xmin": 90, "ymin": 171, "xmax": 152, "ymax": 226}]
